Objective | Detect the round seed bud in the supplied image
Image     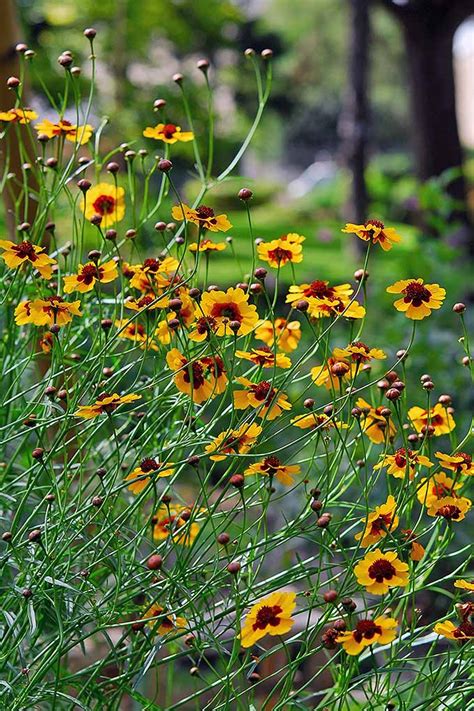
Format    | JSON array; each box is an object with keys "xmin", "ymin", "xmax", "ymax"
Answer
[
  {"xmin": 229, "ymin": 320, "xmax": 241, "ymax": 333},
  {"xmin": 44, "ymin": 386, "xmax": 57, "ymax": 398},
  {"xmin": 254, "ymin": 267, "xmax": 267, "ymax": 280},
  {"xmin": 462, "ymin": 356, "xmax": 470, "ymax": 366},
  {"xmin": 71, "ymin": 66, "xmax": 81, "ymax": 77},
  {"xmin": 153, "ymin": 99, "xmax": 166, "ymax": 110},
  {"xmin": 88, "ymin": 249, "xmax": 101, "ymax": 261},
  {"xmin": 102, "ymin": 367, "xmax": 113, "ymax": 378},
  {"xmin": 296, "ymin": 299, "xmax": 309, "ymax": 312},
  {"xmin": 158, "ymin": 158, "xmax": 172, "ymax": 173},
  {"xmin": 24, "ymin": 50, "xmax": 35, "ymax": 60},
  {"xmin": 261, "ymin": 49, "xmax": 273, "ymax": 59},
  {"xmin": 46, "ymin": 157, "xmax": 58, "ymax": 168},
  {"xmin": 7, "ymin": 76, "xmax": 20, "ymax": 89},
  {"xmin": 438, "ymin": 394, "xmax": 452, "ymax": 406},
  {"xmin": 304, "ymin": 398, "xmax": 315, "ymax": 409},
  {"xmin": 311, "ymin": 500, "xmax": 323, "ymax": 512},
  {"xmin": 236, "ymin": 282, "xmax": 248, "ymax": 292},
  {"xmin": 420, "ymin": 374, "xmax": 431, "ymax": 384},
  {"xmin": 172, "ymin": 73, "xmax": 184, "ymax": 84},
  {"xmin": 2, "ymin": 531, "xmax": 13, "ymax": 542},
  {"xmin": 354, "ymin": 268, "xmax": 369, "ymax": 282},
  {"xmin": 392, "ymin": 380, "xmax": 405, "ymax": 391},
  {"xmin": 331, "ymin": 361, "xmax": 349, "ymax": 378},
  {"xmin": 101, "ymin": 318, "xmax": 113, "ymax": 330},
  {"xmin": 32, "ymin": 448, "xmax": 44, "ymax": 460},
  {"xmin": 386, "ymin": 371, "xmax": 398, "ymax": 384},
  {"xmin": 154, "ymin": 221, "xmax": 167, "ymax": 231},
  {"xmin": 57, "ymin": 389, "xmax": 67, "ymax": 400},
  {"xmin": 317, "ymin": 514, "xmax": 332, "ymax": 528},
  {"xmin": 380, "ymin": 407, "xmax": 391, "ymax": 418},
  {"xmin": 16, "ymin": 43, "xmax": 28, "ymax": 53},
  {"xmin": 189, "ymin": 666, "xmax": 199, "ymax": 676},
  {"xmin": 226, "ymin": 561, "xmax": 241, "ymax": 575},
  {"xmin": 45, "ymin": 493, "xmax": 55, "ymax": 502},
  {"xmin": 147, "ymin": 554, "xmax": 163, "ymax": 570},
  {"xmin": 386, "ymin": 388, "xmax": 401, "ymax": 401},
  {"xmin": 166, "ymin": 222, "xmax": 176, "ymax": 231},
  {"xmin": 197, "ymin": 58, "xmax": 210, "ymax": 72},
  {"xmin": 377, "ymin": 378, "xmax": 389, "ymax": 390},
  {"xmin": 333, "ymin": 618, "xmax": 347, "ymax": 631},
  {"xmin": 28, "ymin": 528, "xmax": 42, "ymax": 542},
  {"xmin": 323, "ymin": 405, "xmax": 333, "ymax": 417},
  {"xmin": 184, "ymin": 633, "xmax": 195, "ymax": 646},
  {"xmin": 453, "ymin": 303, "xmax": 466, "ymax": 314},
  {"xmin": 323, "ymin": 590, "xmax": 338, "ymax": 603},
  {"xmin": 407, "ymin": 433, "xmax": 419, "ymax": 444},
  {"xmin": 58, "ymin": 53, "xmax": 73, "ymax": 68},
  {"xmin": 168, "ymin": 318, "xmax": 180, "ymax": 330},
  {"xmin": 169, "ymin": 298, "xmax": 182, "ymax": 311},
  {"xmin": 341, "ymin": 597, "xmax": 357, "ymax": 612},
  {"xmin": 250, "ymin": 283, "xmax": 262, "ymax": 294},
  {"xmin": 396, "ymin": 349, "xmax": 407, "ymax": 360},
  {"xmin": 90, "ymin": 214, "xmax": 102, "ymax": 226},
  {"xmin": 22, "ymin": 588, "xmax": 33, "ymax": 598},
  {"xmin": 422, "ymin": 380, "xmax": 434, "ymax": 391},
  {"xmin": 84, "ymin": 27, "xmax": 97, "ymax": 39},
  {"xmin": 310, "ymin": 488, "xmax": 321, "ymax": 497},
  {"xmin": 238, "ymin": 188, "xmax": 253, "ymax": 201},
  {"xmin": 124, "ymin": 229, "xmax": 136, "ymax": 240},
  {"xmin": 187, "ymin": 455, "xmax": 200, "ymax": 467},
  {"xmin": 249, "ymin": 672, "xmax": 260, "ymax": 684},
  {"xmin": 96, "ymin": 467, "xmax": 106, "ymax": 478},
  {"xmin": 217, "ymin": 532, "xmax": 230, "ymax": 545},
  {"xmin": 229, "ymin": 474, "xmax": 244, "ymax": 489},
  {"xmin": 189, "ymin": 287, "xmax": 201, "ymax": 299},
  {"xmin": 37, "ymin": 133, "xmax": 49, "ymax": 143},
  {"xmin": 124, "ymin": 151, "xmax": 135, "ymax": 162},
  {"xmin": 106, "ymin": 161, "xmax": 120, "ymax": 174},
  {"xmin": 244, "ymin": 48, "xmax": 256, "ymax": 56}
]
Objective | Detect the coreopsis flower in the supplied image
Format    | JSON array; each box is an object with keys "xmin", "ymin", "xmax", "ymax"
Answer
[
  {"xmin": 35, "ymin": 118, "xmax": 93, "ymax": 144},
  {"xmin": 63, "ymin": 259, "xmax": 118, "ymax": 293},
  {"xmin": 142, "ymin": 603, "xmax": 187, "ymax": 635},
  {"xmin": 152, "ymin": 504, "xmax": 199, "ymax": 546},
  {"xmin": 354, "ymin": 549, "xmax": 409, "ymax": 595},
  {"xmin": 166, "ymin": 348, "xmax": 226, "ymax": 403},
  {"xmin": 257, "ymin": 235, "xmax": 304, "ymax": 268},
  {"xmin": 354, "ymin": 495, "xmax": 399, "ymax": 547},
  {"xmin": 128, "ymin": 257, "xmax": 180, "ymax": 292},
  {"xmin": 454, "ymin": 580, "xmax": 474, "ymax": 591},
  {"xmin": 435, "ymin": 451, "xmax": 473, "ymax": 476},
  {"xmin": 315, "ymin": 298, "xmax": 366, "ymax": 320},
  {"xmin": 337, "ymin": 616, "xmax": 398, "ymax": 656},
  {"xmin": 356, "ymin": 398, "xmax": 397, "ymax": 444},
  {"xmin": 255, "ymin": 318, "xmax": 301, "ymax": 353},
  {"xmin": 311, "ymin": 355, "xmax": 357, "ymax": 390},
  {"xmin": 39, "ymin": 331, "xmax": 53, "ymax": 353},
  {"xmin": 434, "ymin": 619, "xmax": 474, "ymax": 641},
  {"xmin": 0, "ymin": 107, "xmax": 37, "ymax": 124},
  {"xmin": 115, "ymin": 320, "xmax": 159, "ymax": 350},
  {"xmin": 374, "ymin": 448, "xmax": 434, "ymax": 480},
  {"xmin": 189, "ymin": 238, "xmax": 226, "ymax": 253},
  {"xmin": 233, "ymin": 377, "xmax": 291, "ymax": 420},
  {"xmin": 244, "ymin": 456, "xmax": 301, "ymax": 486},
  {"xmin": 143, "ymin": 122, "xmax": 194, "ymax": 143},
  {"xmin": 427, "ymin": 496, "xmax": 471, "ymax": 522},
  {"xmin": 205, "ymin": 423, "xmax": 262, "ymax": 461},
  {"xmin": 235, "ymin": 346, "xmax": 291, "ymax": 369},
  {"xmin": 408, "ymin": 403, "xmax": 455, "ymax": 437},
  {"xmin": 171, "ymin": 204, "xmax": 232, "ymax": 232},
  {"xmin": 125, "ymin": 458, "xmax": 175, "ymax": 494},
  {"xmin": 402, "ymin": 529, "xmax": 425, "ymax": 562},
  {"xmin": 81, "ymin": 183, "xmax": 125, "ymax": 226},
  {"xmin": 386, "ymin": 279, "xmax": 446, "ymax": 320},
  {"xmin": 15, "ymin": 296, "xmax": 82, "ymax": 327},
  {"xmin": 125, "ymin": 294, "xmax": 168, "ymax": 312},
  {"xmin": 199, "ymin": 287, "xmax": 258, "ymax": 337},
  {"xmin": 286, "ymin": 279, "xmax": 352, "ymax": 308},
  {"xmin": 333, "ymin": 341, "xmax": 386, "ymax": 364},
  {"xmin": 0, "ymin": 239, "xmax": 56, "ymax": 279},
  {"xmin": 155, "ymin": 318, "xmax": 174, "ymax": 345},
  {"xmin": 291, "ymin": 413, "xmax": 348, "ymax": 431},
  {"xmin": 342, "ymin": 219, "xmax": 402, "ymax": 251},
  {"xmin": 239, "ymin": 591, "xmax": 296, "ymax": 648},
  {"xmin": 74, "ymin": 392, "xmax": 141, "ymax": 419},
  {"xmin": 416, "ymin": 472, "xmax": 462, "ymax": 507}
]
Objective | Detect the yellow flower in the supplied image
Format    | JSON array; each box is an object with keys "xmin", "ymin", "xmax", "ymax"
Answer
[
  {"xmin": 189, "ymin": 238, "xmax": 226, "ymax": 253},
  {"xmin": 454, "ymin": 580, "xmax": 474, "ymax": 591},
  {"xmin": 332, "ymin": 341, "xmax": 386, "ymax": 364},
  {"xmin": 115, "ymin": 320, "xmax": 159, "ymax": 351},
  {"xmin": 125, "ymin": 294, "xmax": 168, "ymax": 312},
  {"xmin": 35, "ymin": 118, "xmax": 93, "ymax": 144},
  {"xmin": 81, "ymin": 183, "xmax": 125, "ymax": 226},
  {"xmin": 408, "ymin": 403, "xmax": 455, "ymax": 437},
  {"xmin": 311, "ymin": 355, "xmax": 357, "ymax": 390},
  {"xmin": 235, "ymin": 346, "xmax": 291, "ymax": 369},
  {"xmin": 171, "ymin": 203, "xmax": 231, "ymax": 232},
  {"xmin": 356, "ymin": 398, "xmax": 397, "ymax": 445},
  {"xmin": 434, "ymin": 619, "xmax": 474, "ymax": 641},
  {"xmin": 285, "ymin": 279, "xmax": 362, "ymax": 319},
  {"xmin": 233, "ymin": 377, "xmax": 291, "ymax": 420},
  {"xmin": 205, "ymin": 423, "xmax": 262, "ymax": 461},
  {"xmin": 244, "ymin": 456, "xmax": 301, "ymax": 486},
  {"xmin": 386, "ymin": 279, "xmax": 446, "ymax": 320},
  {"xmin": 426, "ymin": 496, "xmax": 471, "ymax": 522},
  {"xmin": 152, "ymin": 504, "xmax": 200, "ymax": 546},
  {"xmin": 199, "ymin": 287, "xmax": 258, "ymax": 337},
  {"xmin": 257, "ymin": 234, "xmax": 304, "ymax": 268},
  {"xmin": 143, "ymin": 122, "xmax": 194, "ymax": 143},
  {"xmin": 141, "ymin": 603, "xmax": 187, "ymax": 635},
  {"xmin": 354, "ymin": 495, "xmax": 399, "ymax": 547},
  {"xmin": 239, "ymin": 591, "xmax": 296, "ymax": 648},
  {"xmin": 127, "ymin": 256, "xmax": 179, "ymax": 292},
  {"xmin": 435, "ymin": 451, "xmax": 473, "ymax": 476},
  {"xmin": 337, "ymin": 616, "xmax": 398, "ymax": 656},
  {"xmin": 416, "ymin": 472, "xmax": 462, "ymax": 507},
  {"xmin": 63, "ymin": 259, "xmax": 118, "ymax": 293},
  {"xmin": 374, "ymin": 448, "xmax": 433, "ymax": 480},
  {"xmin": 342, "ymin": 219, "xmax": 401, "ymax": 251},
  {"xmin": 74, "ymin": 393, "xmax": 141, "ymax": 419},
  {"xmin": 354, "ymin": 549, "xmax": 409, "ymax": 595},
  {"xmin": 0, "ymin": 107, "xmax": 37, "ymax": 124},
  {"xmin": 166, "ymin": 348, "xmax": 226, "ymax": 403},
  {"xmin": 0, "ymin": 239, "xmax": 56, "ymax": 279},
  {"xmin": 125, "ymin": 458, "xmax": 175, "ymax": 494},
  {"xmin": 15, "ymin": 296, "xmax": 82, "ymax": 327},
  {"xmin": 255, "ymin": 318, "xmax": 301, "ymax": 352},
  {"xmin": 291, "ymin": 413, "xmax": 348, "ymax": 431}
]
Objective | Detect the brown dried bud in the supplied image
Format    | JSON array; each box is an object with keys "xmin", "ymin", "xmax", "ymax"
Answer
[
  {"xmin": 229, "ymin": 320, "xmax": 241, "ymax": 333},
  {"xmin": 354, "ymin": 269, "xmax": 369, "ymax": 282},
  {"xmin": 168, "ymin": 318, "xmax": 180, "ymax": 330},
  {"xmin": 169, "ymin": 298, "xmax": 182, "ymax": 311},
  {"xmin": 422, "ymin": 380, "xmax": 434, "ymax": 391},
  {"xmin": 380, "ymin": 407, "xmax": 391, "ymax": 418},
  {"xmin": 392, "ymin": 380, "xmax": 405, "ymax": 391},
  {"xmin": 386, "ymin": 371, "xmax": 398, "ymax": 384},
  {"xmin": 236, "ymin": 282, "xmax": 248, "ymax": 292},
  {"xmin": 22, "ymin": 588, "xmax": 33, "ymax": 598},
  {"xmin": 462, "ymin": 356, "xmax": 471, "ymax": 366},
  {"xmin": 407, "ymin": 433, "xmax": 419, "ymax": 444},
  {"xmin": 333, "ymin": 618, "xmax": 347, "ymax": 631},
  {"xmin": 147, "ymin": 554, "xmax": 163, "ymax": 570},
  {"xmin": 296, "ymin": 299, "xmax": 309, "ymax": 312},
  {"xmin": 453, "ymin": 303, "xmax": 466, "ymax": 314},
  {"xmin": 317, "ymin": 514, "xmax": 332, "ymax": 528},
  {"xmin": 323, "ymin": 405, "xmax": 333, "ymax": 416},
  {"xmin": 88, "ymin": 249, "xmax": 101, "ymax": 261},
  {"xmin": 7, "ymin": 76, "xmax": 21, "ymax": 89},
  {"xmin": 154, "ymin": 221, "xmax": 167, "ymax": 231},
  {"xmin": 158, "ymin": 159, "xmax": 173, "ymax": 173},
  {"xmin": 58, "ymin": 53, "xmax": 73, "ymax": 68},
  {"xmin": 249, "ymin": 283, "xmax": 262, "ymax": 295},
  {"xmin": 101, "ymin": 318, "xmax": 113, "ymax": 330},
  {"xmin": 2, "ymin": 531, "xmax": 13, "ymax": 542},
  {"xmin": 438, "ymin": 394, "xmax": 452, "ymax": 406},
  {"xmin": 131, "ymin": 620, "xmax": 146, "ymax": 633},
  {"xmin": 32, "ymin": 448, "xmax": 44, "ymax": 460},
  {"xmin": 46, "ymin": 157, "xmax": 58, "ymax": 168},
  {"xmin": 377, "ymin": 378, "xmax": 389, "ymax": 390},
  {"xmin": 28, "ymin": 529, "xmax": 42, "ymax": 542},
  {"xmin": 386, "ymin": 388, "xmax": 401, "ymax": 401},
  {"xmin": 189, "ymin": 288, "xmax": 201, "ymax": 299},
  {"xmin": 187, "ymin": 455, "xmax": 200, "ymax": 467},
  {"xmin": 92, "ymin": 496, "xmax": 103, "ymax": 507},
  {"xmin": 217, "ymin": 532, "xmax": 230, "ymax": 545},
  {"xmin": 106, "ymin": 161, "xmax": 120, "ymax": 174},
  {"xmin": 96, "ymin": 467, "xmax": 106, "ymax": 478},
  {"xmin": 45, "ymin": 493, "xmax": 55, "ymax": 502},
  {"xmin": 341, "ymin": 597, "xmax": 357, "ymax": 612},
  {"xmin": 304, "ymin": 398, "xmax": 315, "ymax": 409},
  {"xmin": 323, "ymin": 590, "xmax": 338, "ymax": 603},
  {"xmin": 83, "ymin": 27, "xmax": 97, "ymax": 39},
  {"xmin": 229, "ymin": 474, "xmax": 244, "ymax": 489},
  {"xmin": 226, "ymin": 561, "xmax": 241, "ymax": 575},
  {"xmin": 57, "ymin": 389, "xmax": 67, "ymax": 400},
  {"xmin": 197, "ymin": 59, "xmax": 210, "ymax": 72},
  {"xmin": 331, "ymin": 361, "xmax": 350, "ymax": 378},
  {"xmin": 102, "ymin": 367, "xmax": 113, "ymax": 378},
  {"xmin": 238, "ymin": 188, "xmax": 253, "ymax": 201},
  {"xmin": 396, "ymin": 349, "xmax": 407, "ymax": 360},
  {"xmin": 44, "ymin": 386, "xmax": 57, "ymax": 398},
  {"xmin": 254, "ymin": 267, "xmax": 267, "ymax": 280},
  {"xmin": 311, "ymin": 500, "xmax": 323, "ymax": 512},
  {"xmin": 90, "ymin": 214, "xmax": 102, "ymax": 226}
]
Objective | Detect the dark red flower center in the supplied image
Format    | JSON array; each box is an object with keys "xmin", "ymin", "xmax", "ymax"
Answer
[
  {"xmin": 211, "ymin": 302, "xmax": 242, "ymax": 322},
  {"xmin": 195, "ymin": 316, "xmax": 217, "ymax": 334},
  {"xmin": 453, "ymin": 622, "xmax": 474, "ymax": 638},
  {"xmin": 92, "ymin": 194, "xmax": 116, "ymax": 215},
  {"xmin": 183, "ymin": 361, "xmax": 205, "ymax": 389},
  {"xmin": 140, "ymin": 458, "xmax": 160, "ymax": 473},
  {"xmin": 196, "ymin": 205, "xmax": 216, "ymax": 224},
  {"xmin": 394, "ymin": 448, "xmax": 414, "ymax": 468},
  {"xmin": 369, "ymin": 513, "xmax": 393, "ymax": 536},
  {"xmin": 251, "ymin": 381, "xmax": 275, "ymax": 403},
  {"xmin": 303, "ymin": 280, "xmax": 334, "ymax": 299},
  {"xmin": 353, "ymin": 619, "xmax": 382, "ymax": 643},
  {"xmin": 368, "ymin": 558, "xmax": 396, "ymax": 583},
  {"xmin": 162, "ymin": 123, "xmax": 177, "ymax": 138},
  {"xmin": 261, "ymin": 456, "xmax": 281, "ymax": 475},
  {"xmin": 403, "ymin": 281, "xmax": 432, "ymax": 306},
  {"xmin": 143, "ymin": 258, "xmax": 161, "ymax": 272},
  {"xmin": 349, "ymin": 341, "xmax": 371, "ymax": 361},
  {"xmin": 252, "ymin": 604, "xmax": 283, "ymax": 631},
  {"xmin": 268, "ymin": 246, "xmax": 293, "ymax": 263},
  {"xmin": 78, "ymin": 263, "xmax": 101, "ymax": 284},
  {"xmin": 13, "ymin": 241, "xmax": 37, "ymax": 261},
  {"xmin": 137, "ymin": 295, "xmax": 155, "ymax": 308},
  {"xmin": 436, "ymin": 504, "xmax": 462, "ymax": 520},
  {"xmin": 202, "ymin": 355, "xmax": 225, "ymax": 378}
]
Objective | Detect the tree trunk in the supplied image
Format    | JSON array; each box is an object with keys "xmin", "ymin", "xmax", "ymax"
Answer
[{"xmin": 339, "ymin": 0, "xmax": 371, "ymax": 224}]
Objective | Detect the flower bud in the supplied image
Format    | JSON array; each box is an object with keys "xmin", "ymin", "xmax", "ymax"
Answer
[
  {"xmin": 92, "ymin": 496, "xmax": 103, "ymax": 507},
  {"xmin": 261, "ymin": 49, "xmax": 273, "ymax": 59},
  {"xmin": 101, "ymin": 319, "xmax": 113, "ymax": 330},
  {"xmin": 217, "ymin": 532, "xmax": 230, "ymax": 545},
  {"xmin": 254, "ymin": 267, "xmax": 267, "ymax": 280},
  {"xmin": 296, "ymin": 299, "xmax": 309, "ymax": 312},
  {"xmin": 354, "ymin": 268, "xmax": 369, "ymax": 282},
  {"xmin": 311, "ymin": 500, "xmax": 323, "ymax": 512},
  {"xmin": 226, "ymin": 561, "xmax": 241, "ymax": 575},
  {"xmin": 187, "ymin": 454, "xmax": 200, "ymax": 467},
  {"xmin": 173, "ymin": 73, "xmax": 184, "ymax": 84},
  {"xmin": 333, "ymin": 618, "xmax": 347, "ymax": 631},
  {"xmin": 158, "ymin": 159, "xmax": 173, "ymax": 173},
  {"xmin": 106, "ymin": 161, "xmax": 120, "ymax": 174},
  {"xmin": 84, "ymin": 27, "xmax": 97, "ymax": 39},
  {"xmin": 189, "ymin": 288, "xmax": 201, "ymax": 299},
  {"xmin": 7, "ymin": 76, "xmax": 21, "ymax": 89},
  {"xmin": 238, "ymin": 188, "xmax": 253, "ymax": 201},
  {"xmin": 44, "ymin": 386, "xmax": 57, "ymax": 398},
  {"xmin": 304, "ymin": 398, "xmax": 315, "ymax": 409},
  {"xmin": 58, "ymin": 53, "xmax": 73, "ymax": 68},
  {"xmin": 147, "ymin": 554, "xmax": 163, "ymax": 570},
  {"xmin": 229, "ymin": 474, "xmax": 244, "ymax": 488},
  {"xmin": 422, "ymin": 380, "xmax": 434, "ymax": 391},
  {"xmin": 154, "ymin": 221, "xmax": 167, "ymax": 231},
  {"xmin": 2, "ymin": 531, "xmax": 12, "ymax": 542},
  {"xmin": 341, "ymin": 597, "xmax": 357, "ymax": 612},
  {"xmin": 392, "ymin": 380, "xmax": 405, "ymax": 391},
  {"xmin": 453, "ymin": 303, "xmax": 466, "ymax": 314},
  {"xmin": 317, "ymin": 514, "xmax": 332, "ymax": 528},
  {"xmin": 385, "ymin": 388, "xmax": 401, "ymax": 401},
  {"xmin": 323, "ymin": 590, "xmax": 338, "ymax": 603},
  {"xmin": 15, "ymin": 43, "xmax": 28, "ymax": 54},
  {"xmin": 197, "ymin": 59, "xmax": 210, "ymax": 73},
  {"xmin": 153, "ymin": 99, "xmax": 166, "ymax": 110},
  {"xmin": 28, "ymin": 528, "xmax": 42, "ymax": 542},
  {"xmin": 32, "ymin": 448, "xmax": 44, "ymax": 460},
  {"xmin": 438, "ymin": 394, "xmax": 452, "ymax": 406},
  {"xmin": 229, "ymin": 320, "xmax": 241, "ymax": 333}
]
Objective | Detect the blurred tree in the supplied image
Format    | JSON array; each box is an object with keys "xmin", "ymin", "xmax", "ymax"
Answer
[{"xmin": 376, "ymin": 0, "xmax": 473, "ymax": 243}]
